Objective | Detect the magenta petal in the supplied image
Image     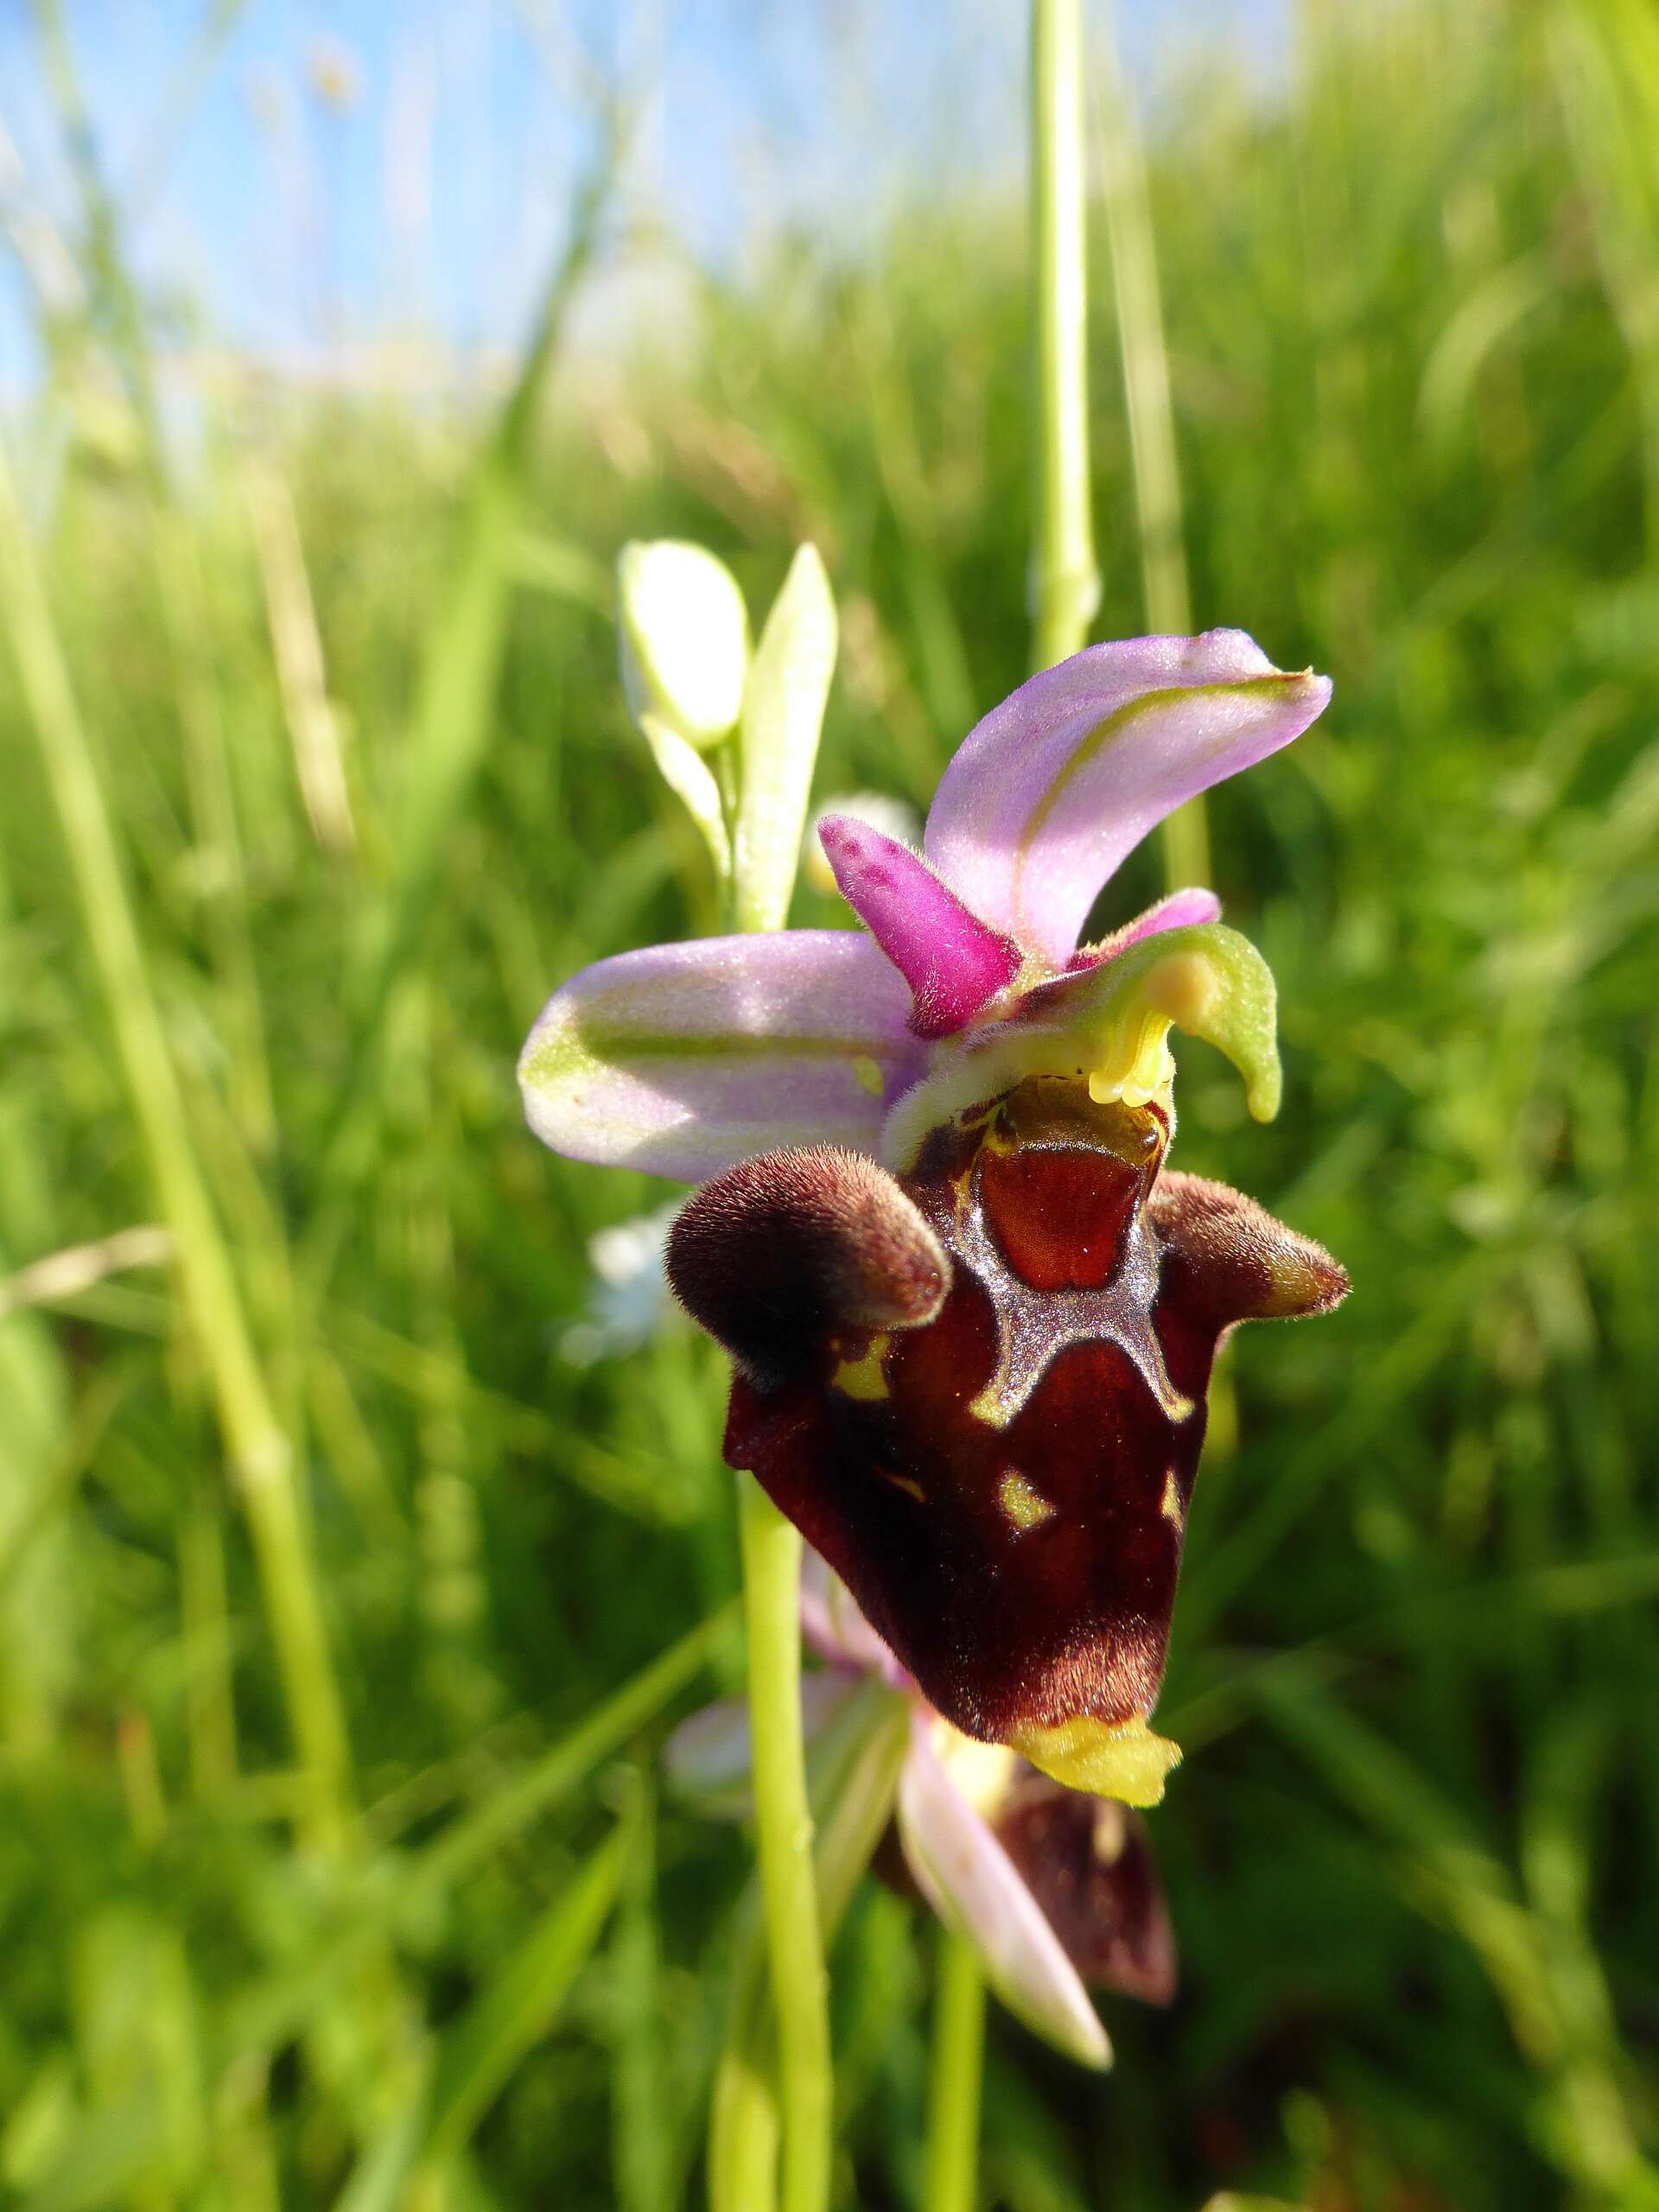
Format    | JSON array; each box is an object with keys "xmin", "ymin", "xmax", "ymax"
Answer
[
  {"xmin": 518, "ymin": 931, "xmax": 926, "ymax": 1183},
  {"xmin": 896, "ymin": 1719, "xmax": 1111, "ymax": 2069},
  {"xmin": 1073, "ymin": 887, "xmax": 1222, "ymax": 969},
  {"xmin": 925, "ymin": 633, "xmax": 1332, "ymax": 967},
  {"xmin": 818, "ymin": 815, "xmax": 1022, "ymax": 1037}
]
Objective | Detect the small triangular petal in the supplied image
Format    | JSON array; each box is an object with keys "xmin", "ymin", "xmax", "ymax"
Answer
[
  {"xmin": 818, "ymin": 815, "xmax": 1022, "ymax": 1037},
  {"xmin": 1077, "ymin": 886, "xmax": 1220, "ymax": 966}
]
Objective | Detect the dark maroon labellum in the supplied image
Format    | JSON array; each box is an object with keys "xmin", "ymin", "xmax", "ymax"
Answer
[{"xmin": 667, "ymin": 1080, "xmax": 1346, "ymax": 1800}]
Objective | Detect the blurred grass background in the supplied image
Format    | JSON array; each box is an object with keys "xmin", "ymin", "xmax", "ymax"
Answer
[{"xmin": 2, "ymin": 0, "xmax": 1658, "ymax": 2206}]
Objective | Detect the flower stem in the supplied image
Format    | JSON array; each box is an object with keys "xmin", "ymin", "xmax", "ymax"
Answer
[
  {"xmin": 1030, "ymin": 0, "xmax": 1101, "ymax": 674},
  {"xmin": 923, "ymin": 1928, "xmax": 988, "ymax": 2212},
  {"xmin": 710, "ymin": 1682, "xmax": 909, "ymax": 2212},
  {"xmin": 1095, "ymin": 1, "xmax": 1208, "ymax": 893},
  {"xmin": 736, "ymin": 1478, "xmax": 833, "ymax": 2212}
]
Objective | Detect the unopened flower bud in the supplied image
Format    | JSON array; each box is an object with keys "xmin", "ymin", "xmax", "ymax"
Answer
[{"xmin": 617, "ymin": 540, "xmax": 750, "ymax": 751}]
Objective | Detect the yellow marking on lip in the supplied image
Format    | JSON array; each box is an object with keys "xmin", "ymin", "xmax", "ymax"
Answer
[
  {"xmin": 967, "ymin": 1377, "xmax": 1013, "ymax": 1427},
  {"xmin": 850, "ymin": 1052, "xmax": 884, "ymax": 1098},
  {"xmin": 830, "ymin": 1334, "xmax": 891, "ymax": 1402},
  {"xmin": 1160, "ymin": 1470, "xmax": 1185, "ymax": 1530},
  {"xmin": 999, "ymin": 1467, "xmax": 1055, "ymax": 1531}
]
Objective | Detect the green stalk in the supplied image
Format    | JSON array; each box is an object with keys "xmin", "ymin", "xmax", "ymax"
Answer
[
  {"xmin": 922, "ymin": 1929, "xmax": 988, "ymax": 2212},
  {"xmin": 709, "ymin": 1683, "xmax": 910, "ymax": 2212},
  {"xmin": 1030, "ymin": 0, "xmax": 1101, "ymax": 672},
  {"xmin": 0, "ymin": 442, "xmax": 352, "ymax": 1851},
  {"xmin": 734, "ymin": 1478, "xmax": 833, "ymax": 2212},
  {"xmin": 717, "ymin": 569, "xmax": 838, "ymax": 2212},
  {"xmin": 1096, "ymin": 0, "xmax": 1207, "ymax": 892}
]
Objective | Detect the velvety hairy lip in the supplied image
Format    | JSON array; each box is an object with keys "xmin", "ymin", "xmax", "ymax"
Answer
[{"xmin": 675, "ymin": 1083, "xmax": 1345, "ymax": 1803}]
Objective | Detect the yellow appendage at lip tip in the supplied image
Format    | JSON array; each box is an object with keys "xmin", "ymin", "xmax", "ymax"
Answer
[{"xmin": 1011, "ymin": 1713, "xmax": 1182, "ymax": 1806}]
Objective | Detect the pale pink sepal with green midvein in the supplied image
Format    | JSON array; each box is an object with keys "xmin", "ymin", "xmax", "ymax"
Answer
[
  {"xmin": 924, "ymin": 631, "xmax": 1332, "ymax": 968},
  {"xmin": 518, "ymin": 931, "xmax": 925, "ymax": 1183},
  {"xmin": 896, "ymin": 1716, "xmax": 1111, "ymax": 2070},
  {"xmin": 817, "ymin": 814, "xmax": 1022, "ymax": 1039}
]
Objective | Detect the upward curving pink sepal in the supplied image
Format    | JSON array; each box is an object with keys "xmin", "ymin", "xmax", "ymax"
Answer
[
  {"xmin": 924, "ymin": 633, "xmax": 1332, "ymax": 969},
  {"xmin": 818, "ymin": 814, "xmax": 1022, "ymax": 1039}
]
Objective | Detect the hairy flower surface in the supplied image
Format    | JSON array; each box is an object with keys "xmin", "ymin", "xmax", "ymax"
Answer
[
  {"xmin": 521, "ymin": 632, "xmax": 1349, "ymax": 1802},
  {"xmin": 668, "ymin": 1553, "xmax": 1174, "ymax": 2069}
]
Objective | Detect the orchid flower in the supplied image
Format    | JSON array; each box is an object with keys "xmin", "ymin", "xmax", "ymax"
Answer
[
  {"xmin": 668, "ymin": 1552, "xmax": 1174, "ymax": 2069},
  {"xmin": 520, "ymin": 630, "xmax": 1349, "ymax": 1805}
]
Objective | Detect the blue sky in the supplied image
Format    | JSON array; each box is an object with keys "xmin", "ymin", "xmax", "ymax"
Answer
[{"xmin": 0, "ymin": 1, "xmax": 1287, "ymax": 385}]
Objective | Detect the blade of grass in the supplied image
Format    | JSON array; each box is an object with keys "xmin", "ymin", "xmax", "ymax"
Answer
[
  {"xmin": 611, "ymin": 1761, "xmax": 673, "ymax": 2212},
  {"xmin": 0, "ymin": 437, "xmax": 352, "ymax": 1848},
  {"xmin": 406, "ymin": 1601, "xmax": 737, "ymax": 1910},
  {"xmin": 313, "ymin": 130, "xmax": 620, "ymax": 1241},
  {"xmin": 1255, "ymin": 1668, "xmax": 1659, "ymax": 2197},
  {"xmin": 337, "ymin": 1827, "xmax": 626, "ymax": 2212},
  {"xmin": 424, "ymin": 1827, "xmax": 625, "ymax": 2159}
]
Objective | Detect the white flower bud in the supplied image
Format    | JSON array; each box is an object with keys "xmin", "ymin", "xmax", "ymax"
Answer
[{"xmin": 617, "ymin": 540, "xmax": 750, "ymax": 752}]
